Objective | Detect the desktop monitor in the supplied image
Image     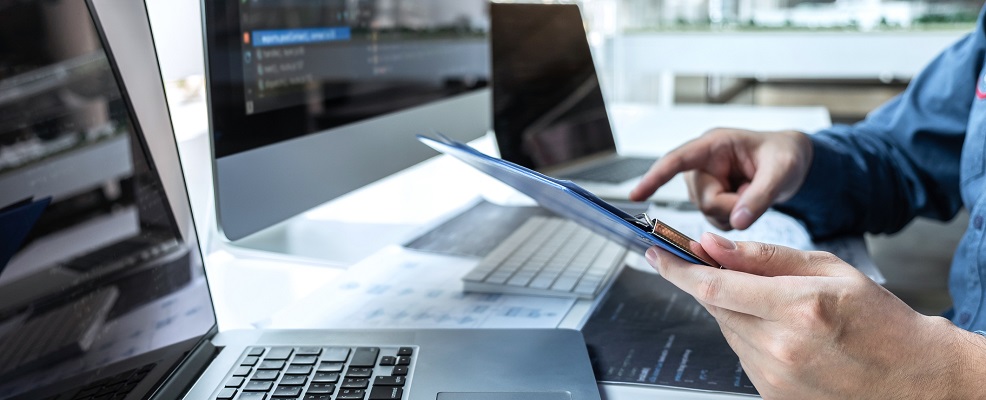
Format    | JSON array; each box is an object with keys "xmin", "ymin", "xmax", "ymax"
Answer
[{"xmin": 203, "ymin": 0, "xmax": 491, "ymax": 242}]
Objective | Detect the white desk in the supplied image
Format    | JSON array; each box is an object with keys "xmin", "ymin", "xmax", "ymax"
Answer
[{"xmin": 171, "ymin": 100, "xmax": 831, "ymax": 399}]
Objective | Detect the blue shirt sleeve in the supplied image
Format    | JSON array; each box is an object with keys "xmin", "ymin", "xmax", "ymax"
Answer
[{"xmin": 775, "ymin": 18, "xmax": 986, "ymax": 239}]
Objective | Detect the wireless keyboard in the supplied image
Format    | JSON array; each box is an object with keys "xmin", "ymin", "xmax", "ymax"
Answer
[{"xmin": 462, "ymin": 216, "xmax": 626, "ymax": 299}]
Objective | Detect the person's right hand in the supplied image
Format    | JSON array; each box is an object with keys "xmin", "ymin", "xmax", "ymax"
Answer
[{"xmin": 630, "ymin": 128, "xmax": 813, "ymax": 230}]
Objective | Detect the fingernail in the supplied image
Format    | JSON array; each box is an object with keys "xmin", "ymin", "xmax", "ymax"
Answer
[
  {"xmin": 708, "ymin": 232, "xmax": 736, "ymax": 250},
  {"xmin": 731, "ymin": 207, "xmax": 754, "ymax": 229},
  {"xmin": 645, "ymin": 247, "xmax": 659, "ymax": 263}
]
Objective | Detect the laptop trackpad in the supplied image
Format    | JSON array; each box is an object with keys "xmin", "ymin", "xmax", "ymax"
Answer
[{"xmin": 437, "ymin": 393, "xmax": 570, "ymax": 400}]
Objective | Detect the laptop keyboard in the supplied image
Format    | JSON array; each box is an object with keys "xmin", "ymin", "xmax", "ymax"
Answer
[
  {"xmin": 561, "ymin": 156, "xmax": 656, "ymax": 184},
  {"xmin": 216, "ymin": 346, "xmax": 414, "ymax": 400},
  {"xmin": 462, "ymin": 216, "xmax": 626, "ymax": 299}
]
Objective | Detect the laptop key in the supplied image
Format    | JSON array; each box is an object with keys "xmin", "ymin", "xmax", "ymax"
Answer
[
  {"xmin": 342, "ymin": 377, "xmax": 370, "ymax": 389},
  {"xmin": 306, "ymin": 383, "xmax": 336, "ymax": 394},
  {"xmin": 253, "ymin": 370, "xmax": 279, "ymax": 380},
  {"xmin": 346, "ymin": 367, "xmax": 373, "ymax": 377},
  {"xmin": 337, "ymin": 389, "xmax": 366, "ymax": 400},
  {"xmin": 397, "ymin": 347, "xmax": 413, "ymax": 356},
  {"xmin": 317, "ymin": 362, "xmax": 344, "ymax": 372},
  {"xmin": 216, "ymin": 388, "xmax": 236, "ymax": 400},
  {"xmin": 244, "ymin": 380, "xmax": 274, "ymax": 391},
  {"xmin": 373, "ymin": 376, "xmax": 405, "ymax": 386},
  {"xmin": 368, "ymin": 386, "xmax": 403, "ymax": 400},
  {"xmin": 258, "ymin": 360, "xmax": 285, "ymax": 370},
  {"xmin": 321, "ymin": 347, "xmax": 351, "ymax": 362},
  {"xmin": 304, "ymin": 395, "xmax": 331, "ymax": 400},
  {"xmin": 295, "ymin": 347, "xmax": 322, "ymax": 356},
  {"xmin": 379, "ymin": 356, "xmax": 396, "ymax": 366},
  {"xmin": 280, "ymin": 375, "xmax": 308, "ymax": 386},
  {"xmin": 350, "ymin": 347, "xmax": 379, "ymax": 367},
  {"xmin": 225, "ymin": 377, "xmax": 244, "ymax": 388},
  {"xmin": 241, "ymin": 356, "xmax": 259, "ymax": 366},
  {"xmin": 291, "ymin": 355, "xmax": 318, "ymax": 365},
  {"xmin": 273, "ymin": 385, "xmax": 302, "ymax": 397},
  {"xmin": 391, "ymin": 366, "xmax": 408, "ymax": 376},
  {"xmin": 247, "ymin": 347, "xmax": 266, "ymax": 357},
  {"xmin": 286, "ymin": 365, "xmax": 312, "ymax": 375},
  {"xmin": 313, "ymin": 372, "xmax": 340, "ymax": 383},
  {"xmin": 266, "ymin": 348, "xmax": 293, "ymax": 360},
  {"xmin": 233, "ymin": 366, "xmax": 253, "ymax": 376},
  {"xmin": 239, "ymin": 392, "xmax": 267, "ymax": 400},
  {"xmin": 396, "ymin": 356, "xmax": 411, "ymax": 366}
]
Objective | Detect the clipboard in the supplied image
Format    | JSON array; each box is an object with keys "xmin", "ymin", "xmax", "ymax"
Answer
[{"xmin": 418, "ymin": 134, "xmax": 718, "ymax": 267}]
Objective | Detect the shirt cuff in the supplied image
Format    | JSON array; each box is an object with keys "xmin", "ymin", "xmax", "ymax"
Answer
[
  {"xmin": 975, "ymin": 330, "xmax": 986, "ymax": 337},
  {"xmin": 773, "ymin": 134, "xmax": 850, "ymax": 239}
]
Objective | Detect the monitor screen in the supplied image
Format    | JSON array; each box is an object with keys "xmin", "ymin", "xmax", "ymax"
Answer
[
  {"xmin": 208, "ymin": 0, "xmax": 489, "ymax": 158},
  {"xmin": 0, "ymin": 0, "xmax": 215, "ymax": 397},
  {"xmin": 205, "ymin": 0, "xmax": 491, "ymax": 242},
  {"xmin": 491, "ymin": 3, "xmax": 615, "ymax": 170}
]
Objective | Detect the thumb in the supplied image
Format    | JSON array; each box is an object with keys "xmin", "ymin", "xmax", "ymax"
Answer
[
  {"xmin": 700, "ymin": 232, "xmax": 838, "ymax": 277},
  {"xmin": 729, "ymin": 164, "xmax": 782, "ymax": 230}
]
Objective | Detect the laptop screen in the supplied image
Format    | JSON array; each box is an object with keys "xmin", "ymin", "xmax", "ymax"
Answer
[
  {"xmin": 491, "ymin": 3, "xmax": 616, "ymax": 170},
  {"xmin": 0, "ymin": 0, "xmax": 216, "ymax": 398}
]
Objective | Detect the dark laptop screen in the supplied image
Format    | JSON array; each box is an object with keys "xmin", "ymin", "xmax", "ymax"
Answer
[
  {"xmin": 0, "ymin": 0, "xmax": 215, "ymax": 398},
  {"xmin": 491, "ymin": 3, "xmax": 615, "ymax": 170}
]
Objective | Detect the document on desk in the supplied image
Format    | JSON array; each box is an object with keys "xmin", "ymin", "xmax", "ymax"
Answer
[
  {"xmin": 647, "ymin": 206, "xmax": 885, "ymax": 283},
  {"xmin": 268, "ymin": 246, "xmax": 576, "ymax": 329}
]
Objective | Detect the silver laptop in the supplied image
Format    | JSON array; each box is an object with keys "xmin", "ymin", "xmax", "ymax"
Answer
[
  {"xmin": 490, "ymin": 3, "xmax": 658, "ymax": 201},
  {"xmin": 0, "ymin": 1, "xmax": 601, "ymax": 399}
]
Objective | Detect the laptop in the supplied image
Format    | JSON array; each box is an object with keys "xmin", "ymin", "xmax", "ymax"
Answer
[
  {"xmin": 0, "ymin": 1, "xmax": 601, "ymax": 399},
  {"xmin": 491, "ymin": 3, "xmax": 677, "ymax": 201}
]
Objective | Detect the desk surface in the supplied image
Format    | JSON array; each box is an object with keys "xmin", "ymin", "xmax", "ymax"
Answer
[{"xmin": 171, "ymin": 100, "xmax": 831, "ymax": 399}]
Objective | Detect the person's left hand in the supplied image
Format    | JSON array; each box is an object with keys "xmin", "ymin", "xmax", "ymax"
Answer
[{"xmin": 645, "ymin": 233, "xmax": 986, "ymax": 399}]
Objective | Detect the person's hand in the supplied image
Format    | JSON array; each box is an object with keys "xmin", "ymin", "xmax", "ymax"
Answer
[
  {"xmin": 630, "ymin": 128, "xmax": 813, "ymax": 230},
  {"xmin": 645, "ymin": 234, "xmax": 986, "ymax": 400}
]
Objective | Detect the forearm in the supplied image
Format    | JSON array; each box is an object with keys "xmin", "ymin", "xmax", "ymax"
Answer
[{"xmin": 947, "ymin": 326, "xmax": 986, "ymax": 399}]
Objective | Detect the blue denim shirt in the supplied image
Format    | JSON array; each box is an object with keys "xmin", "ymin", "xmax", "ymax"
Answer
[{"xmin": 775, "ymin": 7, "xmax": 986, "ymax": 332}]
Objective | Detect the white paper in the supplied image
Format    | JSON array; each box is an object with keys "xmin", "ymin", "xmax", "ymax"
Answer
[
  {"xmin": 268, "ymin": 246, "xmax": 576, "ymax": 329},
  {"xmin": 648, "ymin": 207, "xmax": 885, "ymax": 283}
]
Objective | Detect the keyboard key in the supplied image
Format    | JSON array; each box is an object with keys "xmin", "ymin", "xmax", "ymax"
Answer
[
  {"xmin": 280, "ymin": 375, "xmax": 308, "ymax": 386},
  {"xmin": 304, "ymin": 395, "xmax": 331, "ymax": 400},
  {"xmin": 391, "ymin": 366, "xmax": 408, "ymax": 376},
  {"xmin": 321, "ymin": 347, "xmax": 350, "ymax": 362},
  {"xmin": 396, "ymin": 347, "xmax": 413, "ymax": 356},
  {"xmin": 379, "ymin": 356, "xmax": 396, "ymax": 366},
  {"xmin": 253, "ymin": 370, "xmax": 280, "ymax": 380},
  {"xmin": 225, "ymin": 377, "xmax": 244, "ymax": 388},
  {"xmin": 216, "ymin": 388, "xmax": 236, "ymax": 399},
  {"xmin": 337, "ymin": 389, "xmax": 366, "ymax": 400},
  {"xmin": 286, "ymin": 365, "xmax": 312, "ymax": 375},
  {"xmin": 368, "ymin": 387, "xmax": 403, "ymax": 400},
  {"xmin": 346, "ymin": 367, "xmax": 373, "ymax": 378},
  {"xmin": 295, "ymin": 347, "xmax": 322, "ymax": 356},
  {"xmin": 241, "ymin": 356, "xmax": 259, "ymax": 366},
  {"xmin": 306, "ymin": 383, "xmax": 336, "ymax": 394},
  {"xmin": 239, "ymin": 392, "xmax": 267, "ymax": 400},
  {"xmin": 247, "ymin": 347, "xmax": 266, "ymax": 357},
  {"xmin": 258, "ymin": 360, "xmax": 285, "ymax": 370},
  {"xmin": 350, "ymin": 347, "xmax": 379, "ymax": 367},
  {"xmin": 233, "ymin": 366, "xmax": 253, "ymax": 376},
  {"xmin": 266, "ymin": 348, "xmax": 293, "ymax": 360},
  {"xmin": 264, "ymin": 347, "xmax": 294, "ymax": 360},
  {"xmin": 313, "ymin": 372, "xmax": 340, "ymax": 383},
  {"xmin": 244, "ymin": 380, "xmax": 274, "ymax": 391},
  {"xmin": 291, "ymin": 355, "xmax": 318, "ymax": 365},
  {"xmin": 373, "ymin": 376, "xmax": 405, "ymax": 386},
  {"xmin": 273, "ymin": 385, "xmax": 302, "ymax": 397},
  {"xmin": 317, "ymin": 362, "xmax": 344, "ymax": 372},
  {"xmin": 396, "ymin": 356, "xmax": 411, "ymax": 366},
  {"xmin": 342, "ymin": 377, "xmax": 369, "ymax": 389}
]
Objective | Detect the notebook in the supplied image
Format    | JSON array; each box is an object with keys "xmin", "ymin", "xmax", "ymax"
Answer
[
  {"xmin": 491, "ymin": 3, "xmax": 680, "ymax": 201},
  {"xmin": 0, "ymin": 1, "xmax": 601, "ymax": 399}
]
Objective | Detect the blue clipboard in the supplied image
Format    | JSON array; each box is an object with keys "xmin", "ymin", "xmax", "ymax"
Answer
[{"xmin": 418, "ymin": 134, "xmax": 718, "ymax": 267}]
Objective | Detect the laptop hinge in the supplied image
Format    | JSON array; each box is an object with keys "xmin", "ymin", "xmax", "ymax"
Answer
[{"xmin": 149, "ymin": 337, "xmax": 221, "ymax": 400}]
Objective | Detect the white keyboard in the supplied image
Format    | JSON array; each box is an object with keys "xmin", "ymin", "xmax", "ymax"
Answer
[{"xmin": 462, "ymin": 216, "xmax": 626, "ymax": 299}]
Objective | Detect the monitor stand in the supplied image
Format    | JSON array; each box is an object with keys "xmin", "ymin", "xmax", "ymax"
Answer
[{"xmin": 222, "ymin": 215, "xmax": 419, "ymax": 268}]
